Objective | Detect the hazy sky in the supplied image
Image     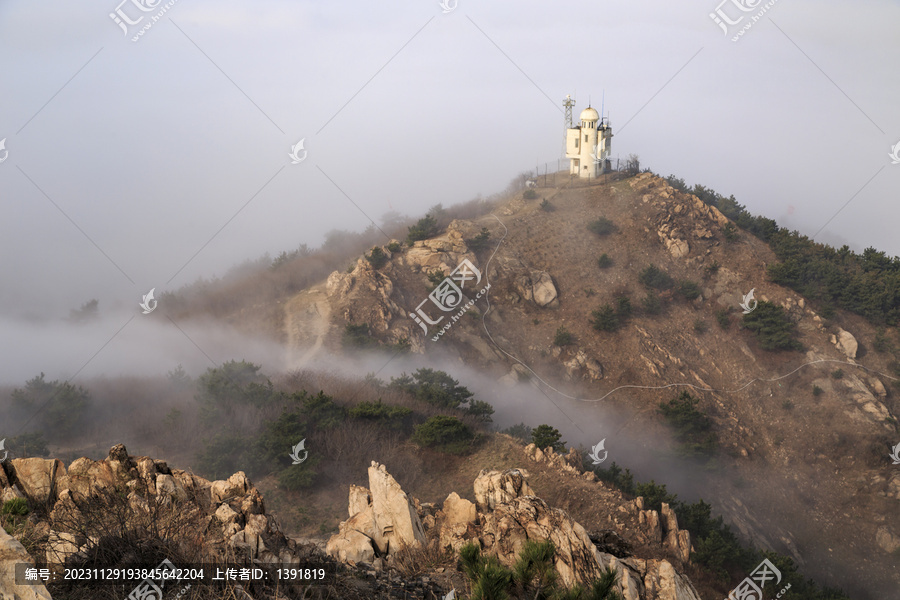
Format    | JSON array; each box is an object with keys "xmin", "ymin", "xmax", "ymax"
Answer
[{"xmin": 1, "ymin": 0, "xmax": 898, "ymax": 379}]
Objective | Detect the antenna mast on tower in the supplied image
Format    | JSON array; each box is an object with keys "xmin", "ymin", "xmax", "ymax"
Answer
[{"xmin": 563, "ymin": 94, "xmax": 576, "ymax": 129}]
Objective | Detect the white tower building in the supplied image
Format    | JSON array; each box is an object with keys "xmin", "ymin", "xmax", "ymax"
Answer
[{"xmin": 565, "ymin": 103, "xmax": 612, "ymax": 179}]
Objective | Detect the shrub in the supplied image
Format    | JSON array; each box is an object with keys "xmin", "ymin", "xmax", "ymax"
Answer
[
  {"xmin": 591, "ymin": 304, "xmax": 619, "ymax": 332},
  {"xmin": 466, "ymin": 399, "xmax": 495, "ymax": 423},
  {"xmin": 812, "ymin": 385, "xmax": 824, "ymax": 397},
  {"xmin": 387, "ymin": 241, "xmax": 402, "ymax": 253},
  {"xmin": 342, "ymin": 323, "xmax": 378, "ymax": 349},
  {"xmin": 390, "ymin": 368, "xmax": 475, "ymax": 410},
  {"xmin": 616, "ymin": 296, "xmax": 633, "ymax": 320},
  {"xmin": 641, "ymin": 292, "xmax": 663, "ymax": 315},
  {"xmin": 196, "ymin": 431, "xmax": 250, "ymax": 481},
  {"xmin": 831, "ymin": 369, "xmax": 844, "ymax": 379},
  {"xmin": 587, "ymin": 217, "xmax": 618, "ymax": 236},
  {"xmin": 693, "ymin": 319, "xmax": 708, "ymax": 334},
  {"xmin": 11, "ymin": 373, "xmax": 91, "ymax": 438},
  {"xmin": 539, "ymin": 199, "xmax": 553, "ymax": 211},
  {"xmin": 407, "ymin": 214, "xmax": 439, "ymax": 244},
  {"xmin": 1, "ymin": 498, "xmax": 29, "ymax": 517},
  {"xmin": 390, "ymin": 337, "xmax": 412, "ymax": 353},
  {"xmin": 523, "ymin": 189, "xmax": 539, "ymax": 199},
  {"xmin": 531, "ymin": 424, "xmax": 566, "ymax": 452},
  {"xmin": 633, "ymin": 480, "xmax": 678, "ymax": 513},
  {"xmin": 365, "ymin": 246, "xmax": 389, "ymax": 269},
  {"xmin": 597, "ymin": 253, "xmax": 613, "ymax": 269},
  {"xmin": 412, "ymin": 416, "xmax": 474, "ymax": 454},
  {"xmin": 639, "ymin": 264, "xmax": 675, "ymax": 290},
  {"xmin": 501, "ymin": 423, "xmax": 532, "ymax": 443},
  {"xmin": 511, "ymin": 540, "xmax": 558, "ymax": 597},
  {"xmin": 705, "ymin": 260, "xmax": 720, "ymax": 276},
  {"xmin": 296, "ymin": 390, "xmax": 346, "ymax": 430},
  {"xmin": 590, "ymin": 462, "xmax": 635, "ymax": 495},
  {"xmin": 467, "ymin": 227, "xmax": 493, "ymax": 251},
  {"xmin": 742, "ymin": 301, "xmax": 803, "ymax": 351},
  {"xmin": 722, "ymin": 222, "xmax": 738, "ymax": 242},
  {"xmin": 553, "ymin": 326, "xmax": 573, "ymax": 347},
  {"xmin": 658, "ymin": 391, "xmax": 718, "ymax": 459},
  {"xmin": 424, "ymin": 269, "xmax": 448, "ymax": 292},
  {"xmin": 678, "ymin": 280, "xmax": 702, "ymax": 300},
  {"xmin": 782, "ymin": 400, "xmax": 794, "ymax": 410},
  {"xmin": 5, "ymin": 432, "xmax": 50, "ymax": 458},
  {"xmin": 715, "ymin": 308, "xmax": 731, "ymax": 329},
  {"xmin": 348, "ymin": 400, "xmax": 412, "ymax": 426}
]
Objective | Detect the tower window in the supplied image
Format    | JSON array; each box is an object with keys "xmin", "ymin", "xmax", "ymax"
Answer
[{"xmin": 584, "ymin": 134, "xmax": 588, "ymax": 142}]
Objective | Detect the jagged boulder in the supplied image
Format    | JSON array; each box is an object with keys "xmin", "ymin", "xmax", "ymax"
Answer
[
  {"xmin": 0, "ymin": 526, "xmax": 52, "ymax": 600},
  {"xmin": 832, "ymin": 328, "xmax": 858, "ymax": 359},
  {"xmin": 563, "ymin": 350, "xmax": 603, "ymax": 381},
  {"xmin": 6, "ymin": 458, "xmax": 67, "ymax": 505},
  {"xmin": 609, "ymin": 555, "xmax": 703, "ymax": 600},
  {"xmin": 368, "ymin": 461, "xmax": 426, "ymax": 553},
  {"xmin": 531, "ymin": 271, "xmax": 559, "ymax": 307},
  {"xmin": 481, "ymin": 495, "xmax": 605, "ymax": 588},
  {"xmin": 473, "ymin": 468, "xmax": 533, "ymax": 512},
  {"xmin": 326, "ymin": 462, "xmax": 426, "ymax": 563},
  {"xmin": 660, "ymin": 503, "xmax": 692, "ymax": 564},
  {"xmin": 438, "ymin": 492, "xmax": 478, "ymax": 551}
]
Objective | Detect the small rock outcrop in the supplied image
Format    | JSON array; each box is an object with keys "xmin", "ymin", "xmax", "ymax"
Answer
[
  {"xmin": 473, "ymin": 468, "xmax": 533, "ymax": 512},
  {"xmin": 0, "ymin": 444, "xmax": 309, "ymax": 581},
  {"xmin": 327, "ymin": 461, "xmax": 701, "ymax": 600},
  {"xmin": 1, "ymin": 525, "xmax": 52, "ymax": 600},
  {"xmin": 326, "ymin": 461, "xmax": 426, "ymax": 563}
]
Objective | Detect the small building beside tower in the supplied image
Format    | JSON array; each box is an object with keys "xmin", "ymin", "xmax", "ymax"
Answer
[{"xmin": 564, "ymin": 95, "xmax": 612, "ymax": 179}]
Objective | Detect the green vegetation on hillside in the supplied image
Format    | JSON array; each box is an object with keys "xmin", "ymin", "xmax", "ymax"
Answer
[
  {"xmin": 460, "ymin": 540, "xmax": 624, "ymax": 600},
  {"xmin": 10, "ymin": 373, "xmax": 90, "ymax": 438},
  {"xmin": 658, "ymin": 391, "xmax": 718, "ymax": 459},
  {"xmin": 390, "ymin": 368, "xmax": 494, "ymax": 422},
  {"xmin": 638, "ymin": 264, "xmax": 675, "ymax": 291},
  {"xmin": 741, "ymin": 301, "xmax": 803, "ymax": 351},
  {"xmin": 587, "ymin": 217, "xmax": 618, "ymax": 237},
  {"xmin": 407, "ymin": 214, "xmax": 440, "ymax": 245},
  {"xmin": 665, "ymin": 174, "xmax": 900, "ymax": 327},
  {"xmin": 531, "ymin": 424, "xmax": 566, "ymax": 452},
  {"xmin": 589, "ymin": 460, "xmax": 849, "ymax": 598},
  {"xmin": 365, "ymin": 246, "xmax": 389, "ymax": 269}
]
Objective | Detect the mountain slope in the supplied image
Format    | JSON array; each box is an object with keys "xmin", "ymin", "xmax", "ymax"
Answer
[{"xmin": 291, "ymin": 172, "xmax": 899, "ymax": 598}]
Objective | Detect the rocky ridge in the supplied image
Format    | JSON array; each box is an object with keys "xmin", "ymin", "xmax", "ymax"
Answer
[{"xmin": 326, "ymin": 447, "xmax": 701, "ymax": 600}]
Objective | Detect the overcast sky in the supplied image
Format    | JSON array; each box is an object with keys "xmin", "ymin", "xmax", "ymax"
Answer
[{"xmin": 1, "ymin": 0, "xmax": 898, "ymax": 381}]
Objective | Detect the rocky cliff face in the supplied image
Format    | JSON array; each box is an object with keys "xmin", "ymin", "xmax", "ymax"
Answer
[
  {"xmin": 326, "ymin": 451, "xmax": 702, "ymax": 600},
  {"xmin": 0, "ymin": 445, "xmax": 317, "ymax": 600}
]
